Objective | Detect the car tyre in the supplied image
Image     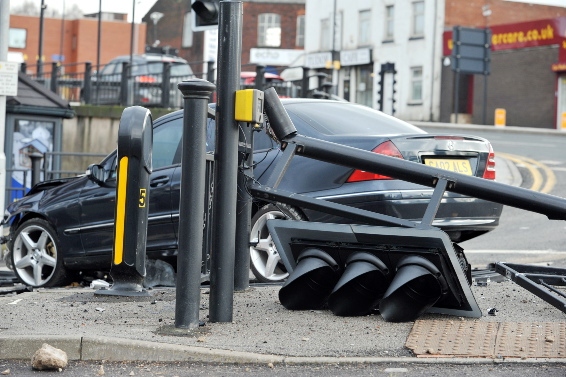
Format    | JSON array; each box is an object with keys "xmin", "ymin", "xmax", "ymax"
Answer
[
  {"xmin": 249, "ymin": 203, "xmax": 306, "ymax": 283},
  {"xmin": 11, "ymin": 218, "xmax": 69, "ymax": 288}
]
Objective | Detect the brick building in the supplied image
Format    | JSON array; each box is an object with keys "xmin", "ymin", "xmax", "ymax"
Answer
[
  {"xmin": 8, "ymin": 14, "xmax": 147, "ymax": 74},
  {"xmin": 440, "ymin": 2, "xmax": 566, "ymax": 129},
  {"xmin": 304, "ymin": 0, "xmax": 566, "ymax": 129},
  {"xmin": 142, "ymin": 0, "xmax": 306, "ymax": 75}
]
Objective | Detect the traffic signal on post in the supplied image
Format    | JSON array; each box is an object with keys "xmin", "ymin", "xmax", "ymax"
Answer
[{"xmin": 191, "ymin": 0, "xmax": 220, "ymax": 31}]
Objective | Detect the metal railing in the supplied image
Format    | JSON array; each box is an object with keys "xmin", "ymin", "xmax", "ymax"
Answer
[
  {"xmin": 21, "ymin": 61, "xmax": 336, "ymax": 107},
  {"xmin": 4, "ymin": 151, "xmax": 107, "ymax": 205}
]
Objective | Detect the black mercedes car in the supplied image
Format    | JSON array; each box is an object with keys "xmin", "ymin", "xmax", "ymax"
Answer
[{"xmin": 1, "ymin": 99, "xmax": 503, "ymax": 287}]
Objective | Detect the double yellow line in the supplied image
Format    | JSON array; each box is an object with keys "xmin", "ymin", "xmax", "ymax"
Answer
[{"xmin": 498, "ymin": 152, "xmax": 556, "ymax": 194}]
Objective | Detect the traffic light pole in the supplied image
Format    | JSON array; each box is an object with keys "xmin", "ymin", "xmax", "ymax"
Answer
[{"xmin": 209, "ymin": 1, "xmax": 243, "ymax": 323}]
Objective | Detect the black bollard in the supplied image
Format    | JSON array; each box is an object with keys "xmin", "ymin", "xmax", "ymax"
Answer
[
  {"xmin": 175, "ymin": 79, "xmax": 216, "ymax": 329},
  {"xmin": 96, "ymin": 106, "xmax": 153, "ymax": 297}
]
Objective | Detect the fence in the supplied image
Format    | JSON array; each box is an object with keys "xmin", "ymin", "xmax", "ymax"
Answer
[
  {"xmin": 21, "ymin": 60, "xmax": 334, "ymax": 107},
  {"xmin": 4, "ymin": 151, "xmax": 108, "ymax": 204}
]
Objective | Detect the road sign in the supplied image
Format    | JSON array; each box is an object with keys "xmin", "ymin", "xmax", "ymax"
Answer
[
  {"xmin": 451, "ymin": 27, "xmax": 491, "ymax": 75},
  {"xmin": 0, "ymin": 61, "xmax": 18, "ymax": 96}
]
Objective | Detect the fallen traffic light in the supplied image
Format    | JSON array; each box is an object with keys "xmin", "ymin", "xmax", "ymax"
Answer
[
  {"xmin": 278, "ymin": 248, "xmax": 340, "ymax": 310},
  {"xmin": 267, "ymin": 219, "xmax": 481, "ymax": 322},
  {"xmin": 328, "ymin": 252, "xmax": 390, "ymax": 316},
  {"xmin": 379, "ymin": 255, "xmax": 448, "ymax": 322}
]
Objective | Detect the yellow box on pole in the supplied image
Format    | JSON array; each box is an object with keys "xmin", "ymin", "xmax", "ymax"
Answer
[
  {"xmin": 235, "ymin": 89, "xmax": 264, "ymax": 124},
  {"xmin": 495, "ymin": 108, "xmax": 506, "ymax": 127},
  {"xmin": 561, "ymin": 112, "xmax": 566, "ymax": 130}
]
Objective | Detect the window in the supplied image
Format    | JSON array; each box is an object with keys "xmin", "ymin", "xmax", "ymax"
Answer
[
  {"xmin": 152, "ymin": 120, "xmax": 183, "ymax": 170},
  {"xmin": 182, "ymin": 12, "xmax": 193, "ymax": 48},
  {"xmin": 258, "ymin": 13, "xmax": 281, "ymax": 47},
  {"xmin": 356, "ymin": 65, "xmax": 373, "ymax": 107},
  {"xmin": 9, "ymin": 28, "xmax": 26, "ymax": 48},
  {"xmin": 384, "ymin": 5, "xmax": 394, "ymax": 41},
  {"xmin": 320, "ymin": 18, "xmax": 331, "ymax": 50},
  {"xmin": 296, "ymin": 15, "xmax": 305, "ymax": 47},
  {"xmin": 410, "ymin": 67, "xmax": 423, "ymax": 102},
  {"xmin": 359, "ymin": 10, "xmax": 371, "ymax": 46},
  {"xmin": 411, "ymin": 1, "xmax": 424, "ymax": 37}
]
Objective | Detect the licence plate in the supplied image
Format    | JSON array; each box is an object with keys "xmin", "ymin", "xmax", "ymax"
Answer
[{"xmin": 424, "ymin": 159, "xmax": 473, "ymax": 175}]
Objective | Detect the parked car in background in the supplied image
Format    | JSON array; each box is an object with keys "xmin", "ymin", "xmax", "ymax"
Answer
[
  {"xmin": 92, "ymin": 53, "xmax": 194, "ymax": 107},
  {"xmin": 1, "ymin": 99, "xmax": 503, "ymax": 287}
]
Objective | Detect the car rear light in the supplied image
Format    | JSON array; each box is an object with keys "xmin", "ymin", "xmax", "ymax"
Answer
[
  {"xmin": 482, "ymin": 144, "xmax": 496, "ymax": 180},
  {"xmin": 137, "ymin": 75, "xmax": 156, "ymax": 83},
  {"xmin": 346, "ymin": 141, "xmax": 403, "ymax": 182}
]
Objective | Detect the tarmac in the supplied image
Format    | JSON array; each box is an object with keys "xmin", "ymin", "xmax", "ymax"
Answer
[{"xmin": 1, "ymin": 123, "xmax": 566, "ymax": 365}]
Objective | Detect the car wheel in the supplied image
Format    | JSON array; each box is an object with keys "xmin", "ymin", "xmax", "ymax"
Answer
[
  {"xmin": 11, "ymin": 219, "xmax": 69, "ymax": 288},
  {"xmin": 250, "ymin": 203, "xmax": 306, "ymax": 283}
]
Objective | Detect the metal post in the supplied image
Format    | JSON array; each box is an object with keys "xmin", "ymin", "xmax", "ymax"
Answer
[
  {"xmin": 83, "ymin": 62, "xmax": 92, "ymax": 104},
  {"xmin": 120, "ymin": 62, "xmax": 129, "ymax": 106},
  {"xmin": 161, "ymin": 62, "xmax": 171, "ymax": 108},
  {"xmin": 20, "ymin": 62, "xmax": 27, "ymax": 74},
  {"xmin": 209, "ymin": 1, "xmax": 242, "ymax": 323},
  {"xmin": 483, "ymin": 73, "xmax": 488, "ymax": 125},
  {"xmin": 234, "ymin": 122, "xmax": 253, "ymax": 291},
  {"xmin": 37, "ymin": 0, "xmax": 45, "ymax": 77},
  {"xmin": 50, "ymin": 62, "xmax": 59, "ymax": 94},
  {"xmin": 0, "ymin": 0, "xmax": 9, "ymax": 214},
  {"xmin": 302, "ymin": 67, "xmax": 309, "ymax": 98},
  {"xmin": 207, "ymin": 60, "xmax": 215, "ymax": 83},
  {"xmin": 254, "ymin": 65, "xmax": 265, "ymax": 90},
  {"xmin": 175, "ymin": 79, "xmax": 216, "ymax": 329},
  {"xmin": 207, "ymin": 60, "xmax": 216, "ymax": 101},
  {"xmin": 453, "ymin": 71, "xmax": 460, "ymax": 124},
  {"xmin": 30, "ymin": 153, "xmax": 43, "ymax": 188},
  {"xmin": 316, "ymin": 72, "xmax": 328, "ymax": 91}
]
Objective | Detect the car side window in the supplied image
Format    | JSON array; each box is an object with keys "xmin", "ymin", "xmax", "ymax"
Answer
[
  {"xmin": 253, "ymin": 129, "xmax": 276, "ymax": 151},
  {"xmin": 153, "ymin": 119, "xmax": 183, "ymax": 170},
  {"xmin": 100, "ymin": 63, "xmax": 117, "ymax": 76}
]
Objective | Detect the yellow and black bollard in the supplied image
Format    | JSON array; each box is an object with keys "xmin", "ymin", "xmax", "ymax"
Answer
[{"xmin": 96, "ymin": 106, "xmax": 153, "ymax": 297}]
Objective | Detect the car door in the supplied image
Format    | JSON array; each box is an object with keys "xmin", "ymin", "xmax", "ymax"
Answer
[
  {"xmin": 79, "ymin": 118, "xmax": 182, "ymax": 262},
  {"xmin": 170, "ymin": 114, "xmax": 215, "ymax": 239}
]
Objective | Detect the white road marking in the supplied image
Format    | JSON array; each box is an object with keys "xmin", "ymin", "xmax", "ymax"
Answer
[{"xmin": 464, "ymin": 250, "xmax": 565, "ymax": 254}]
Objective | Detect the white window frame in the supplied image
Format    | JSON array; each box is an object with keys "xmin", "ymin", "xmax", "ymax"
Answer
[
  {"xmin": 384, "ymin": 5, "xmax": 394, "ymax": 41},
  {"xmin": 359, "ymin": 10, "xmax": 371, "ymax": 46},
  {"xmin": 258, "ymin": 13, "xmax": 281, "ymax": 47},
  {"xmin": 182, "ymin": 12, "xmax": 193, "ymax": 48},
  {"xmin": 410, "ymin": 66, "xmax": 423, "ymax": 103},
  {"xmin": 320, "ymin": 18, "xmax": 331, "ymax": 50},
  {"xmin": 296, "ymin": 15, "xmax": 305, "ymax": 47},
  {"xmin": 411, "ymin": 1, "xmax": 425, "ymax": 38},
  {"xmin": 9, "ymin": 28, "xmax": 27, "ymax": 49}
]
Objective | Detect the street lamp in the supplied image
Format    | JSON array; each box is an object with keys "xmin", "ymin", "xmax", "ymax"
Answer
[{"xmin": 150, "ymin": 12, "xmax": 164, "ymax": 47}]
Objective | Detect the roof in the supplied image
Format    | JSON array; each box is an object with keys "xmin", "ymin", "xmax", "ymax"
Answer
[{"xmin": 6, "ymin": 72, "xmax": 75, "ymax": 119}]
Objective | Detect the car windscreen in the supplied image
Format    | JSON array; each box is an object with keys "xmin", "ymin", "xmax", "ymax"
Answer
[
  {"xmin": 171, "ymin": 63, "xmax": 193, "ymax": 76},
  {"xmin": 284, "ymin": 102, "xmax": 426, "ymax": 136},
  {"xmin": 145, "ymin": 62, "xmax": 193, "ymax": 76}
]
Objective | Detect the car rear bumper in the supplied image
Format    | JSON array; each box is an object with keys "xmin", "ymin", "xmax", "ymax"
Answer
[{"xmin": 302, "ymin": 188, "xmax": 503, "ymax": 241}]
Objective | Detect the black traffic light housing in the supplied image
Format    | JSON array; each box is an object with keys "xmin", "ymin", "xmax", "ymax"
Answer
[
  {"xmin": 270, "ymin": 220, "xmax": 481, "ymax": 322},
  {"xmin": 191, "ymin": 0, "xmax": 220, "ymax": 31}
]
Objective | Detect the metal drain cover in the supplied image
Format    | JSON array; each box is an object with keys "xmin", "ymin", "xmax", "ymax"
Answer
[{"xmin": 406, "ymin": 320, "xmax": 566, "ymax": 358}]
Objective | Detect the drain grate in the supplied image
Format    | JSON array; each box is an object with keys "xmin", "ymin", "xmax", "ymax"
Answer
[{"xmin": 406, "ymin": 320, "xmax": 566, "ymax": 358}]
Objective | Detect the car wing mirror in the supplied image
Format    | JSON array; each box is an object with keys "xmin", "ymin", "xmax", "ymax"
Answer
[{"xmin": 86, "ymin": 164, "xmax": 107, "ymax": 184}]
